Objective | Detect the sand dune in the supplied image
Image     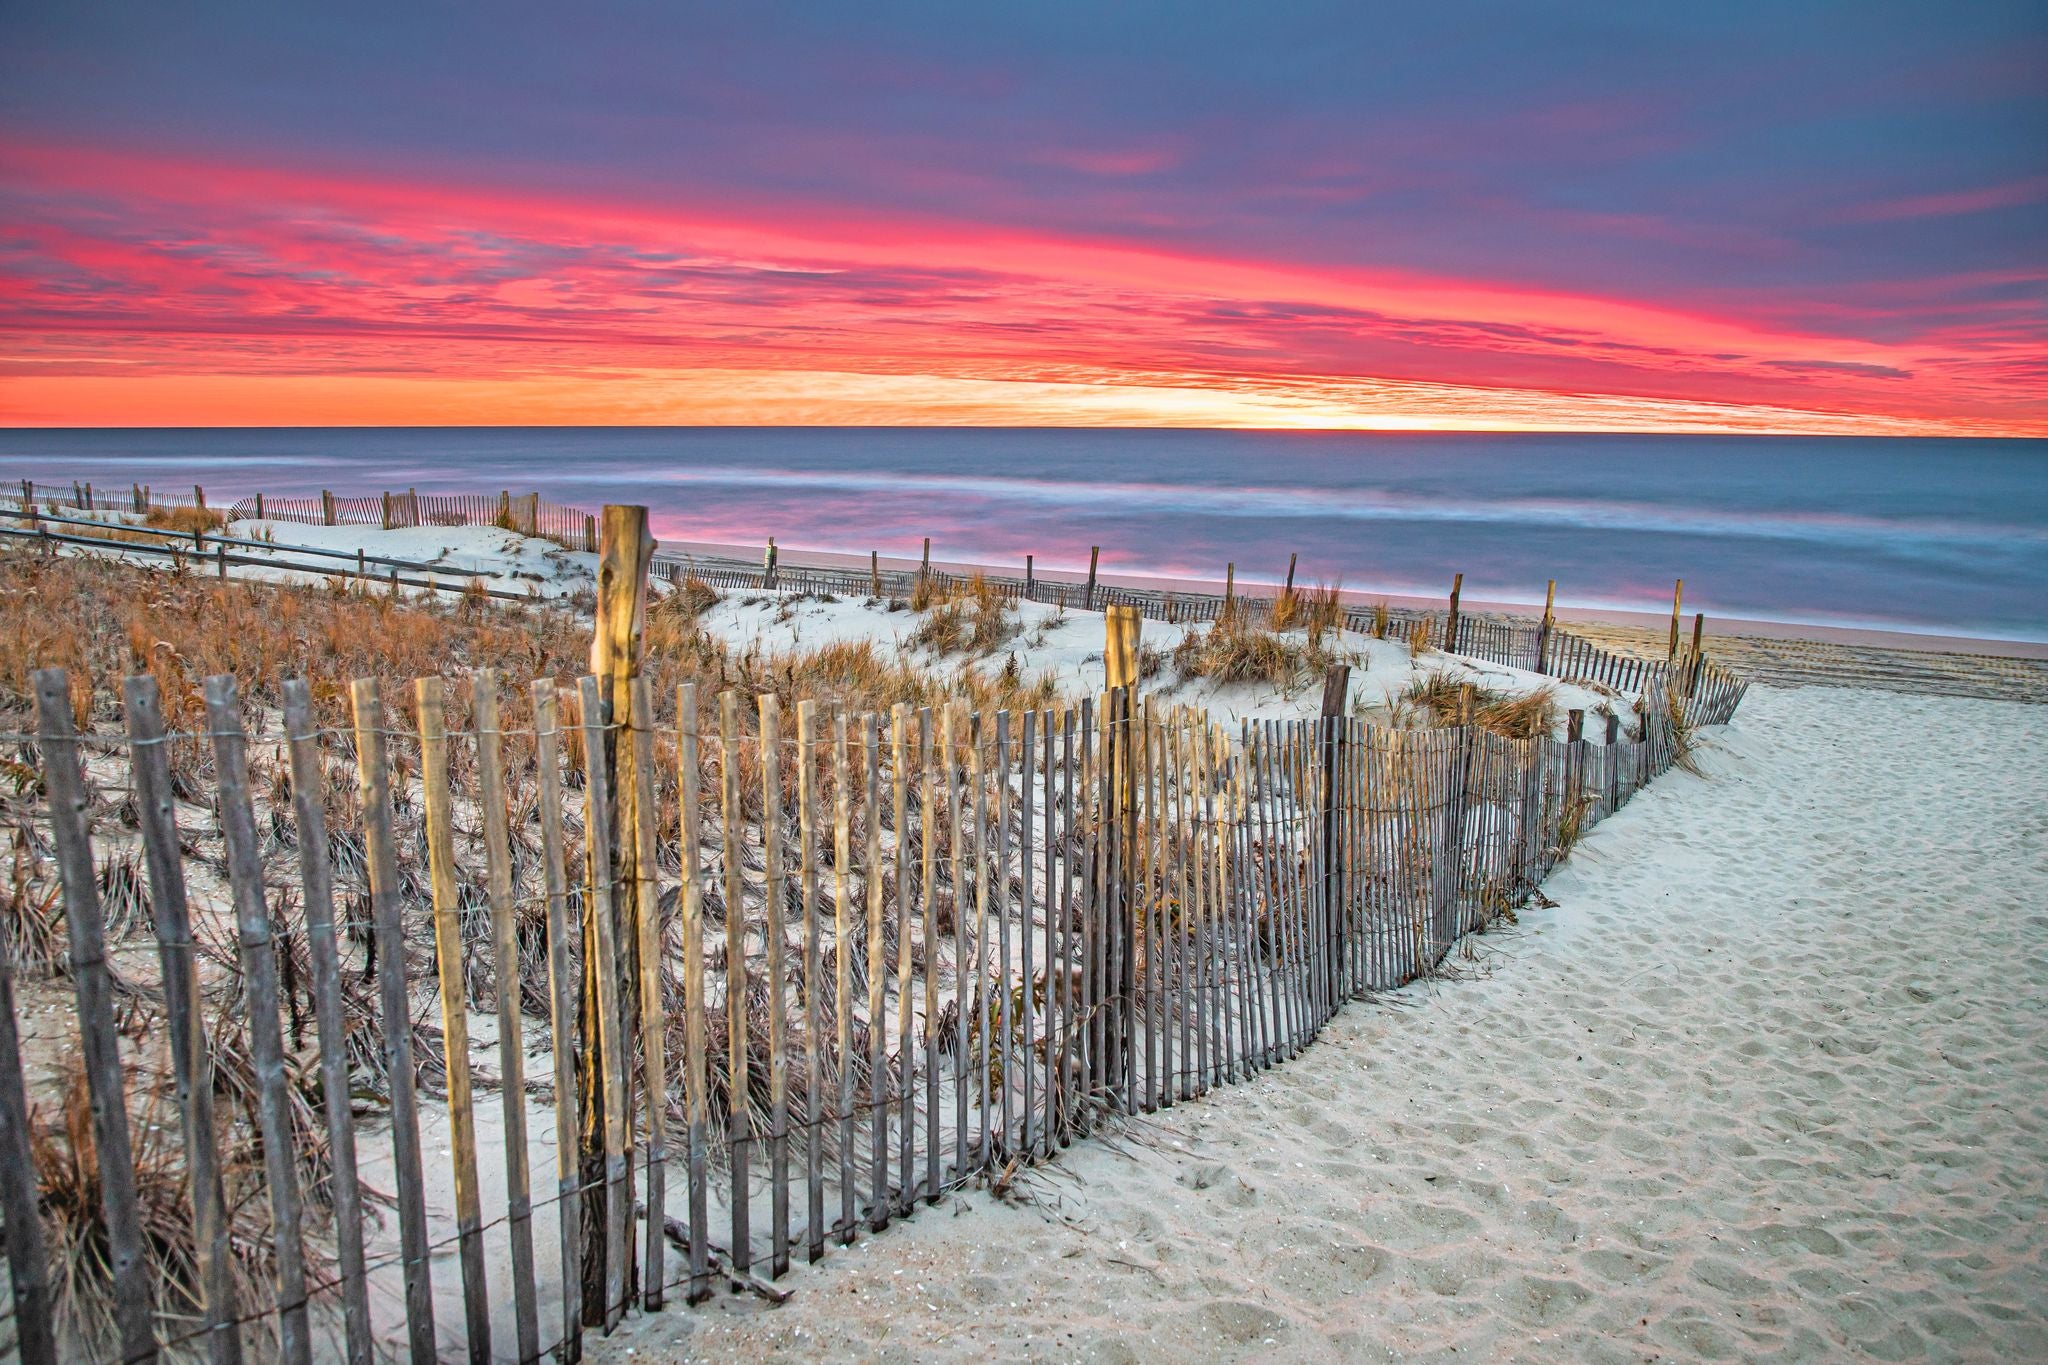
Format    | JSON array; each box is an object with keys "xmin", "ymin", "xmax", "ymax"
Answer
[{"xmin": 593, "ymin": 683, "xmax": 2048, "ymax": 1362}]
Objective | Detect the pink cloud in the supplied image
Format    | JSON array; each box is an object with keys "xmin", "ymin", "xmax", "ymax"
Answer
[{"xmin": 1852, "ymin": 175, "xmax": 2048, "ymax": 221}]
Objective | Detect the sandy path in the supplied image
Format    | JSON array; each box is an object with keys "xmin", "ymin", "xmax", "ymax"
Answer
[{"xmin": 596, "ymin": 685, "xmax": 2048, "ymax": 1362}]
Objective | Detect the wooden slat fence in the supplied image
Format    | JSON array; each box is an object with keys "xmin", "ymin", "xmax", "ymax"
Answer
[
  {"xmin": 0, "ymin": 651, "xmax": 1719, "ymax": 1361},
  {"xmin": 2, "ymin": 479, "xmax": 1745, "ymax": 723}
]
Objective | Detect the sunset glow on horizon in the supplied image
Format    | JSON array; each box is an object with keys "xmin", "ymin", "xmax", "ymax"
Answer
[{"xmin": 2, "ymin": 5, "xmax": 2042, "ymax": 434}]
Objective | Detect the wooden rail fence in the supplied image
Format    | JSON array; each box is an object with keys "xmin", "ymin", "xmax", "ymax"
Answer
[{"xmin": 2, "ymin": 481, "xmax": 1747, "ymax": 728}]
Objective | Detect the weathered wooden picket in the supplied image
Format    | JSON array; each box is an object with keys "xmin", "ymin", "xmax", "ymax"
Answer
[{"xmin": 0, "ymin": 642, "xmax": 1707, "ymax": 1362}]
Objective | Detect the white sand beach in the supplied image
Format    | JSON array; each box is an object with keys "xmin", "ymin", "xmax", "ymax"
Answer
[{"xmin": 591, "ymin": 682, "xmax": 2048, "ymax": 1362}]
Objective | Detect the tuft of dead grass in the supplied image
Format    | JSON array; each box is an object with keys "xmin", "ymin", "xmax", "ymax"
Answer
[
  {"xmin": 31, "ymin": 1050, "xmax": 331, "ymax": 1359},
  {"xmin": 1173, "ymin": 602, "xmax": 1316, "ymax": 686},
  {"xmin": 1398, "ymin": 672, "xmax": 1557, "ymax": 739},
  {"xmin": 144, "ymin": 505, "xmax": 226, "ymax": 535},
  {"xmin": 909, "ymin": 572, "xmax": 1017, "ymax": 657}
]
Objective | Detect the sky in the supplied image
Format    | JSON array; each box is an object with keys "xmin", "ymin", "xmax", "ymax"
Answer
[{"xmin": 1, "ymin": 2, "xmax": 2043, "ymax": 433}]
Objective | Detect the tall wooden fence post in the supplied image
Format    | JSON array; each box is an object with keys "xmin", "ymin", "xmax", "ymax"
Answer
[
  {"xmin": 870, "ymin": 550, "xmax": 881, "ymax": 597},
  {"xmin": 1445, "ymin": 572, "xmax": 1464, "ymax": 652},
  {"xmin": 1319, "ymin": 663, "xmax": 1351, "ymax": 1005},
  {"xmin": 1689, "ymin": 612, "xmax": 1705, "ymax": 697},
  {"xmin": 1537, "ymin": 579, "xmax": 1556, "ymax": 673},
  {"xmin": 585, "ymin": 505, "xmax": 652, "ymax": 1327},
  {"xmin": 1284, "ymin": 552, "xmax": 1298, "ymax": 596},
  {"xmin": 322, "ymin": 490, "xmax": 336, "ymax": 526},
  {"xmin": 1104, "ymin": 606, "xmax": 1142, "ymax": 1100},
  {"xmin": 1668, "ymin": 579, "xmax": 1684, "ymax": 659},
  {"xmin": 1087, "ymin": 546, "xmax": 1101, "ymax": 610}
]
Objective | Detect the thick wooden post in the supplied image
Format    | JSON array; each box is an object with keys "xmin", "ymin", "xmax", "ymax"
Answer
[
  {"xmin": 1537, "ymin": 579, "xmax": 1556, "ymax": 672},
  {"xmin": 1087, "ymin": 545, "xmax": 1101, "ymax": 610},
  {"xmin": 1284, "ymin": 552, "xmax": 1298, "ymax": 595},
  {"xmin": 194, "ymin": 483, "xmax": 206, "ymax": 511},
  {"xmin": 1103, "ymin": 605, "xmax": 1142, "ymax": 1100},
  {"xmin": 1668, "ymin": 579, "xmax": 1684, "ymax": 659},
  {"xmin": 1224, "ymin": 562, "xmax": 1235, "ymax": 611},
  {"xmin": 322, "ymin": 490, "xmax": 336, "ymax": 526},
  {"xmin": 584, "ymin": 505, "xmax": 653, "ymax": 1325},
  {"xmin": 921, "ymin": 536, "xmax": 931, "ymax": 575},
  {"xmin": 1689, "ymin": 612, "xmax": 1706, "ymax": 697},
  {"xmin": 1025, "ymin": 553, "xmax": 1034, "ymax": 592},
  {"xmin": 1445, "ymin": 572, "xmax": 1464, "ymax": 652},
  {"xmin": 1105, "ymin": 603, "xmax": 1141, "ymax": 693},
  {"xmin": 253, "ymin": 492, "xmax": 265, "ymax": 520},
  {"xmin": 870, "ymin": 550, "xmax": 881, "ymax": 596}
]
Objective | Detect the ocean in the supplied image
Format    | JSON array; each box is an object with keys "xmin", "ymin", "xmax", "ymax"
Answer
[{"xmin": 2, "ymin": 428, "xmax": 2043, "ymax": 643}]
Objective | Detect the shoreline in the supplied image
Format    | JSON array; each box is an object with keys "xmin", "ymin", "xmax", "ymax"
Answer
[{"xmin": 653, "ymin": 535, "xmax": 2048, "ymax": 660}]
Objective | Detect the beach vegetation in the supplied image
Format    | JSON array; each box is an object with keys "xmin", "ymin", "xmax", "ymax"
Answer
[
  {"xmin": 910, "ymin": 572, "xmax": 1018, "ymax": 657},
  {"xmin": 1173, "ymin": 600, "xmax": 1321, "ymax": 686},
  {"xmin": 1397, "ymin": 672, "xmax": 1557, "ymax": 739}
]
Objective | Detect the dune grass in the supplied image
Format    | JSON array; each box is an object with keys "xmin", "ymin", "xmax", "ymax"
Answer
[
  {"xmin": 1398, "ymin": 672, "xmax": 1558, "ymax": 740},
  {"xmin": 909, "ymin": 572, "xmax": 1019, "ymax": 657}
]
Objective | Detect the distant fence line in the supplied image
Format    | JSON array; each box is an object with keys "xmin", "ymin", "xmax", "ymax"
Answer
[
  {"xmin": 0, "ymin": 644, "xmax": 1720, "ymax": 1362},
  {"xmin": 2, "ymin": 478, "xmax": 1748, "ymax": 727}
]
